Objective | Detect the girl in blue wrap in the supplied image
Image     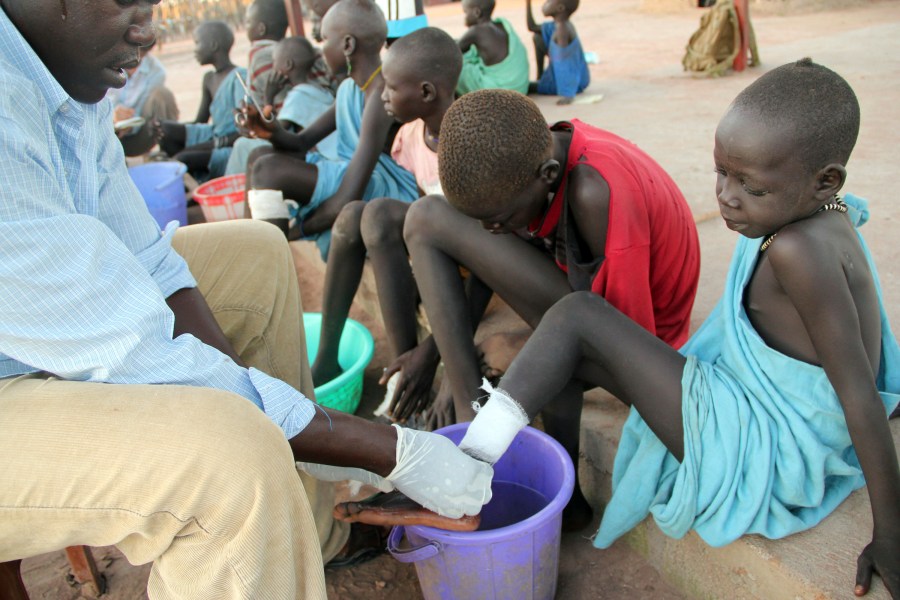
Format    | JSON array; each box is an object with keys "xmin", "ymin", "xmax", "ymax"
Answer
[
  {"xmin": 526, "ymin": 0, "xmax": 589, "ymax": 104},
  {"xmin": 455, "ymin": 59, "xmax": 900, "ymax": 598},
  {"xmin": 241, "ymin": 0, "xmax": 417, "ymax": 260}
]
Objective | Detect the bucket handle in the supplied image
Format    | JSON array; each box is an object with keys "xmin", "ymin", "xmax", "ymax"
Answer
[
  {"xmin": 387, "ymin": 526, "xmax": 441, "ymax": 563},
  {"xmin": 154, "ymin": 163, "xmax": 188, "ymax": 193}
]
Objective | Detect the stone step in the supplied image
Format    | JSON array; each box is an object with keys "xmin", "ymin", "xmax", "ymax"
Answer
[{"xmin": 290, "ymin": 238, "xmax": 897, "ymax": 600}]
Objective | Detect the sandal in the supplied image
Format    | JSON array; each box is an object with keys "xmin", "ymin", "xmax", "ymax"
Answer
[{"xmin": 325, "ymin": 522, "xmax": 390, "ymax": 569}]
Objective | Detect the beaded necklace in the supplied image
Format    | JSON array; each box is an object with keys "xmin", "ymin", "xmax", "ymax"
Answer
[
  {"xmin": 759, "ymin": 197, "xmax": 848, "ymax": 253},
  {"xmin": 359, "ymin": 65, "xmax": 382, "ymax": 93}
]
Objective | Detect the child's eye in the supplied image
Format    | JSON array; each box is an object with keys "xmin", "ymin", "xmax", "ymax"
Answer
[{"xmin": 741, "ymin": 181, "xmax": 768, "ymax": 197}]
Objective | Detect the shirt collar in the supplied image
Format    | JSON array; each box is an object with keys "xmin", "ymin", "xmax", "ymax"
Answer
[{"xmin": 0, "ymin": 7, "xmax": 74, "ymax": 114}]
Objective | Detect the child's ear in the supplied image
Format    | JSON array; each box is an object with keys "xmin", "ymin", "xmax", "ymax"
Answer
[
  {"xmin": 421, "ymin": 81, "xmax": 437, "ymax": 102},
  {"xmin": 342, "ymin": 34, "xmax": 357, "ymax": 57},
  {"xmin": 815, "ymin": 163, "xmax": 847, "ymax": 200},
  {"xmin": 537, "ymin": 159, "xmax": 561, "ymax": 184}
]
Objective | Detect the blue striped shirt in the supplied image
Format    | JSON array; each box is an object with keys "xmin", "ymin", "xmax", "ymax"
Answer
[{"xmin": 0, "ymin": 9, "xmax": 314, "ymax": 438}]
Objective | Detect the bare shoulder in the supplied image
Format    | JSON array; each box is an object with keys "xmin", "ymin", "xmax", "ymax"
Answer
[{"xmin": 766, "ymin": 214, "xmax": 865, "ymax": 283}]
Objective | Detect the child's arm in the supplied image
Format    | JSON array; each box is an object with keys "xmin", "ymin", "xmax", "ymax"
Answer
[
  {"xmin": 768, "ymin": 232, "xmax": 900, "ymax": 597},
  {"xmin": 194, "ymin": 72, "xmax": 214, "ymax": 124},
  {"xmin": 241, "ymin": 103, "xmax": 336, "ymax": 153},
  {"xmin": 525, "ymin": 0, "xmax": 542, "ymax": 33},
  {"xmin": 301, "ymin": 82, "xmax": 394, "ymax": 234},
  {"xmin": 458, "ymin": 27, "xmax": 480, "ymax": 54}
]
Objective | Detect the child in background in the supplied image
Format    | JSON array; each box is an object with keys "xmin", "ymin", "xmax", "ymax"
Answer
[
  {"xmin": 245, "ymin": 0, "xmax": 291, "ymax": 112},
  {"xmin": 526, "ymin": 0, "xmax": 590, "ymax": 105},
  {"xmin": 310, "ymin": 28, "xmax": 461, "ymax": 424},
  {"xmin": 456, "ymin": 0, "xmax": 529, "ymax": 95},
  {"xmin": 456, "ymin": 60, "xmax": 900, "ymax": 597},
  {"xmin": 404, "ymin": 89, "xmax": 699, "ymax": 529},
  {"xmin": 159, "ymin": 21, "xmax": 246, "ymax": 181},
  {"xmin": 242, "ymin": 0, "xmax": 417, "ymax": 260},
  {"xmin": 226, "ymin": 36, "xmax": 338, "ymax": 175}
]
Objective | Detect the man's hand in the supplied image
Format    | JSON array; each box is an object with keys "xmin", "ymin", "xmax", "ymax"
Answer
[
  {"xmin": 855, "ymin": 533, "xmax": 899, "ymax": 598},
  {"xmin": 381, "ymin": 341, "xmax": 441, "ymax": 423}
]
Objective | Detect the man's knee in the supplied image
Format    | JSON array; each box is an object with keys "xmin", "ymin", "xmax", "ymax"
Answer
[
  {"xmin": 360, "ymin": 197, "xmax": 404, "ymax": 249},
  {"xmin": 403, "ymin": 194, "xmax": 447, "ymax": 247},
  {"xmin": 331, "ymin": 200, "xmax": 366, "ymax": 246}
]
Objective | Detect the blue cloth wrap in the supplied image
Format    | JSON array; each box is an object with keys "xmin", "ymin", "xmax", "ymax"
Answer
[
  {"xmin": 184, "ymin": 67, "xmax": 247, "ymax": 178},
  {"xmin": 594, "ymin": 193, "xmax": 900, "ymax": 549},
  {"xmin": 303, "ymin": 78, "xmax": 417, "ymax": 260},
  {"xmin": 536, "ymin": 22, "xmax": 590, "ymax": 99}
]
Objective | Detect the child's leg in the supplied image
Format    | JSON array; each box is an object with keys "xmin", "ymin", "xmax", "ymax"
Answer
[
  {"xmin": 174, "ymin": 143, "xmax": 214, "ymax": 175},
  {"xmin": 532, "ymin": 31, "xmax": 548, "ymax": 80},
  {"xmin": 500, "ymin": 291, "xmax": 687, "ymax": 459},
  {"xmin": 311, "ymin": 200, "xmax": 368, "ymax": 387},
  {"xmin": 249, "ymin": 152, "xmax": 319, "ymax": 207},
  {"xmin": 360, "ymin": 199, "xmax": 416, "ymax": 359},
  {"xmin": 158, "ymin": 120, "xmax": 186, "ymax": 156},
  {"xmin": 404, "ymin": 195, "xmax": 570, "ymax": 422}
]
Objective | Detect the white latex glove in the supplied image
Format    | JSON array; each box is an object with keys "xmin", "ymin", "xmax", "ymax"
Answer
[
  {"xmin": 295, "ymin": 462, "xmax": 394, "ymax": 494},
  {"xmin": 458, "ymin": 378, "xmax": 529, "ymax": 465},
  {"xmin": 386, "ymin": 424, "xmax": 493, "ymax": 518}
]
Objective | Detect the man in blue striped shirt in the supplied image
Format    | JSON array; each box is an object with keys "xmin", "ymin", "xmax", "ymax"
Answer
[{"xmin": 0, "ymin": 2, "xmax": 491, "ymax": 598}]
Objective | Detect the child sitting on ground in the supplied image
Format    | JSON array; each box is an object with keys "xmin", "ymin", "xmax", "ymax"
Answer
[
  {"xmin": 404, "ymin": 89, "xmax": 700, "ymax": 529},
  {"xmin": 159, "ymin": 20, "xmax": 246, "ymax": 181},
  {"xmin": 310, "ymin": 28, "xmax": 461, "ymax": 424},
  {"xmin": 456, "ymin": 0, "xmax": 529, "ymax": 95},
  {"xmin": 226, "ymin": 36, "xmax": 338, "ymax": 175},
  {"xmin": 526, "ymin": 0, "xmax": 590, "ymax": 105},
  {"xmin": 456, "ymin": 59, "xmax": 900, "ymax": 597},
  {"xmin": 242, "ymin": 0, "xmax": 418, "ymax": 260}
]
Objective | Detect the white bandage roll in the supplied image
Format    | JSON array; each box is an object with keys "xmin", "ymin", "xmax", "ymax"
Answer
[
  {"xmin": 248, "ymin": 188, "xmax": 290, "ymax": 220},
  {"xmin": 458, "ymin": 378, "xmax": 530, "ymax": 465}
]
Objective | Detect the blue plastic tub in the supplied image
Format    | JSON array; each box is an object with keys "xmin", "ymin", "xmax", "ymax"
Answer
[{"xmin": 128, "ymin": 162, "xmax": 188, "ymax": 228}]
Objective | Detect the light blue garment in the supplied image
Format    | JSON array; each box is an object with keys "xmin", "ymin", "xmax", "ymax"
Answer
[
  {"xmin": 184, "ymin": 67, "xmax": 247, "ymax": 178},
  {"xmin": 387, "ymin": 14, "xmax": 428, "ymax": 39},
  {"xmin": 223, "ymin": 82, "xmax": 337, "ymax": 176},
  {"xmin": 0, "ymin": 10, "xmax": 315, "ymax": 439},
  {"xmin": 594, "ymin": 193, "xmax": 900, "ymax": 548},
  {"xmin": 304, "ymin": 78, "xmax": 417, "ymax": 259},
  {"xmin": 536, "ymin": 22, "xmax": 590, "ymax": 99}
]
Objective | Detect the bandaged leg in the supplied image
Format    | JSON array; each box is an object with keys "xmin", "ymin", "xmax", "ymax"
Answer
[{"xmin": 458, "ymin": 378, "xmax": 530, "ymax": 464}]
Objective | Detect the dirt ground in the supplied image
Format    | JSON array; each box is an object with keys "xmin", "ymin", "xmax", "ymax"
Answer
[{"xmin": 19, "ymin": 0, "xmax": 900, "ymax": 598}]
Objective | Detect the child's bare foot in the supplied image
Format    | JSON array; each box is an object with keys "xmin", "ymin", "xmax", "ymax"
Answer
[
  {"xmin": 557, "ymin": 96, "xmax": 575, "ymax": 105},
  {"xmin": 562, "ymin": 486, "xmax": 594, "ymax": 532},
  {"xmin": 333, "ymin": 491, "xmax": 482, "ymax": 531},
  {"xmin": 476, "ymin": 328, "xmax": 532, "ymax": 382},
  {"xmin": 312, "ymin": 360, "xmax": 343, "ymax": 388}
]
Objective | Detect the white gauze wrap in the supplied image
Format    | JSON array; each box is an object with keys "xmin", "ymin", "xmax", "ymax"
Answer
[
  {"xmin": 458, "ymin": 378, "xmax": 529, "ymax": 464},
  {"xmin": 248, "ymin": 189, "xmax": 291, "ymax": 220}
]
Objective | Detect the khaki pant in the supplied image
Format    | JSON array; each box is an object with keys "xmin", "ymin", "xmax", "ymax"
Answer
[{"xmin": 0, "ymin": 220, "xmax": 348, "ymax": 599}]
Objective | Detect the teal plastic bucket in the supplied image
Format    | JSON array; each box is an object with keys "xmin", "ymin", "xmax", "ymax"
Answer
[
  {"xmin": 303, "ymin": 313, "xmax": 374, "ymax": 413},
  {"xmin": 388, "ymin": 423, "xmax": 575, "ymax": 600},
  {"xmin": 128, "ymin": 162, "xmax": 188, "ymax": 228}
]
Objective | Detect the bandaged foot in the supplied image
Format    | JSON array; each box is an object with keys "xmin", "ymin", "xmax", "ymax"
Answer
[
  {"xmin": 334, "ymin": 490, "xmax": 481, "ymax": 531},
  {"xmin": 247, "ymin": 189, "xmax": 299, "ymax": 221},
  {"xmin": 458, "ymin": 378, "xmax": 530, "ymax": 465}
]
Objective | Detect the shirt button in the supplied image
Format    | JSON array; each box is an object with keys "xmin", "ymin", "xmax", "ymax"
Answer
[{"xmin": 59, "ymin": 104, "xmax": 69, "ymax": 113}]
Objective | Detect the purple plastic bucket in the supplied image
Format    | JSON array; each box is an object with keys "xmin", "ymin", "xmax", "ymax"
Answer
[{"xmin": 388, "ymin": 423, "xmax": 575, "ymax": 600}]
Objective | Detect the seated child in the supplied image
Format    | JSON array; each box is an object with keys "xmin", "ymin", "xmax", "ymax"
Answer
[
  {"xmin": 526, "ymin": 0, "xmax": 590, "ymax": 105},
  {"xmin": 159, "ymin": 20, "xmax": 246, "ymax": 181},
  {"xmin": 242, "ymin": 0, "xmax": 417, "ymax": 260},
  {"xmin": 225, "ymin": 36, "xmax": 338, "ymax": 175},
  {"xmin": 403, "ymin": 89, "xmax": 700, "ymax": 529},
  {"xmin": 456, "ymin": 60, "xmax": 900, "ymax": 596},
  {"xmin": 456, "ymin": 0, "xmax": 529, "ymax": 95},
  {"xmin": 108, "ymin": 39, "xmax": 179, "ymax": 157},
  {"xmin": 310, "ymin": 28, "xmax": 461, "ymax": 424},
  {"xmin": 245, "ymin": 0, "xmax": 291, "ymax": 112}
]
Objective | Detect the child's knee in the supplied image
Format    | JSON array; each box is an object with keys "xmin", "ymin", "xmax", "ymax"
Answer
[
  {"xmin": 402, "ymin": 194, "xmax": 446, "ymax": 246},
  {"xmin": 360, "ymin": 198, "xmax": 404, "ymax": 248},
  {"xmin": 248, "ymin": 152, "xmax": 279, "ymax": 189},
  {"xmin": 331, "ymin": 200, "xmax": 366, "ymax": 245},
  {"xmin": 549, "ymin": 291, "xmax": 606, "ymax": 330}
]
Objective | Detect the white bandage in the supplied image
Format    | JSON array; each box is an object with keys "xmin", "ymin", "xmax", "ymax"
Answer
[
  {"xmin": 458, "ymin": 378, "xmax": 530, "ymax": 465},
  {"xmin": 248, "ymin": 189, "xmax": 290, "ymax": 220}
]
